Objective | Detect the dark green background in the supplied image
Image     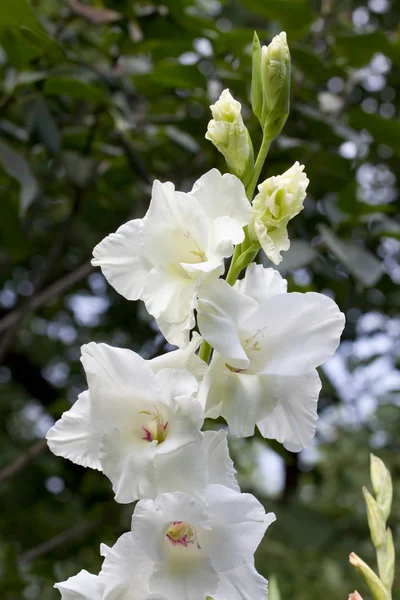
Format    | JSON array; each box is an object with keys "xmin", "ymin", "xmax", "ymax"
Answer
[{"xmin": 0, "ymin": 0, "xmax": 399, "ymax": 598}]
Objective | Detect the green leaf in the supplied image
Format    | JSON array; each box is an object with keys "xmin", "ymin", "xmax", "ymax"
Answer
[
  {"xmin": 241, "ymin": 0, "xmax": 314, "ymax": 38},
  {"xmin": 0, "ymin": 0, "xmax": 62, "ymax": 66},
  {"xmin": 135, "ymin": 60, "xmax": 205, "ymax": 90},
  {"xmin": 334, "ymin": 30, "xmax": 392, "ymax": 68},
  {"xmin": 62, "ymin": 151, "xmax": 96, "ymax": 188},
  {"xmin": 44, "ymin": 76, "xmax": 109, "ymax": 105},
  {"xmin": 0, "ymin": 138, "xmax": 39, "ymax": 215},
  {"xmin": 27, "ymin": 97, "xmax": 61, "ymax": 155},
  {"xmin": 319, "ymin": 225, "xmax": 384, "ymax": 287},
  {"xmin": 337, "ymin": 181, "xmax": 393, "ymax": 220},
  {"xmin": 349, "ymin": 108, "xmax": 400, "ymax": 157}
]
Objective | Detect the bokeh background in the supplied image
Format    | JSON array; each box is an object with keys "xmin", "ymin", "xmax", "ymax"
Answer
[{"xmin": 1, "ymin": 0, "xmax": 400, "ymax": 598}]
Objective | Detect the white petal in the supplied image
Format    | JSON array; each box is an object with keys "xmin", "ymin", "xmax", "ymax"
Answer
[
  {"xmin": 254, "ymin": 220, "xmax": 290, "ymax": 265},
  {"xmin": 215, "ymin": 562, "xmax": 268, "ymax": 600},
  {"xmin": 189, "ymin": 169, "xmax": 251, "ymax": 226},
  {"xmin": 148, "ymin": 333, "xmax": 207, "ymax": 381},
  {"xmin": 100, "ymin": 428, "xmax": 157, "ymax": 503},
  {"xmin": 55, "ymin": 570, "xmax": 102, "ymax": 600},
  {"xmin": 155, "ymin": 440, "xmax": 207, "ymax": 500},
  {"xmin": 242, "ymin": 292, "xmax": 345, "ymax": 375},
  {"xmin": 198, "ymin": 356, "xmax": 277, "ymax": 437},
  {"xmin": 81, "ymin": 342, "xmax": 162, "ymax": 430},
  {"xmin": 156, "ymin": 313, "xmax": 195, "ymax": 350},
  {"xmin": 150, "ymin": 555, "xmax": 218, "ymax": 600},
  {"xmin": 207, "ymin": 216, "xmax": 245, "ymax": 259},
  {"xmin": 205, "ymin": 485, "xmax": 276, "ymax": 571},
  {"xmin": 141, "ymin": 181, "xmax": 209, "ymax": 267},
  {"xmin": 154, "ymin": 394, "xmax": 206, "ymax": 498},
  {"xmin": 155, "ymin": 368, "xmax": 199, "ymax": 404},
  {"xmin": 197, "ymin": 279, "xmax": 257, "ymax": 370},
  {"xmin": 92, "ymin": 219, "xmax": 151, "ymax": 300},
  {"xmin": 235, "ymin": 264, "xmax": 287, "ymax": 304},
  {"xmin": 142, "ymin": 265, "xmax": 201, "ymax": 349},
  {"xmin": 46, "ymin": 391, "xmax": 102, "ymax": 470},
  {"xmin": 99, "ymin": 533, "xmax": 154, "ymax": 600},
  {"xmin": 257, "ymin": 370, "xmax": 321, "ymax": 452},
  {"xmin": 203, "ymin": 430, "xmax": 239, "ymax": 491},
  {"xmin": 132, "ymin": 493, "xmax": 211, "ymax": 563}
]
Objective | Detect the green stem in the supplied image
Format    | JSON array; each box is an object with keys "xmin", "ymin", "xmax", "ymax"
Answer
[
  {"xmin": 198, "ymin": 339, "xmax": 212, "ymax": 363},
  {"xmin": 245, "ymin": 133, "xmax": 273, "ymax": 200},
  {"xmin": 198, "ymin": 133, "xmax": 273, "ymax": 364}
]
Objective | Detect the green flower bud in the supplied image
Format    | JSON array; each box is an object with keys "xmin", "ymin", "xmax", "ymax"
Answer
[
  {"xmin": 363, "ymin": 486, "xmax": 386, "ymax": 548},
  {"xmin": 261, "ymin": 32, "xmax": 290, "ymax": 138},
  {"xmin": 248, "ymin": 161, "xmax": 309, "ymax": 264},
  {"xmin": 377, "ymin": 528, "xmax": 395, "ymax": 590},
  {"xmin": 205, "ymin": 89, "xmax": 254, "ymax": 180},
  {"xmin": 370, "ymin": 454, "xmax": 393, "ymax": 522},
  {"xmin": 251, "ymin": 31, "xmax": 263, "ymax": 123},
  {"xmin": 349, "ymin": 553, "xmax": 388, "ymax": 600}
]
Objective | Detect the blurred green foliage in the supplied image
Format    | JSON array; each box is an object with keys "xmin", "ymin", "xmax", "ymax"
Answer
[{"xmin": 0, "ymin": 1, "xmax": 399, "ymax": 599}]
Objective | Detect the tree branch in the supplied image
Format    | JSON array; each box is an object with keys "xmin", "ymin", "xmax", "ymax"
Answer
[
  {"xmin": 0, "ymin": 439, "xmax": 47, "ymax": 485},
  {"xmin": 0, "ymin": 259, "xmax": 93, "ymax": 336},
  {"xmin": 18, "ymin": 518, "xmax": 100, "ymax": 564}
]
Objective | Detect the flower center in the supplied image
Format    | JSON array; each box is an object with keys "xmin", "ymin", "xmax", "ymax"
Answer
[
  {"xmin": 139, "ymin": 407, "xmax": 168, "ymax": 444},
  {"xmin": 166, "ymin": 521, "xmax": 200, "ymax": 549}
]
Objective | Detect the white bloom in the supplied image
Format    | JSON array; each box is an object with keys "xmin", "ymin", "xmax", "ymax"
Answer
[
  {"xmin": 126, "ymin": 485, "xmax": 274, "ymax": 600},
  {"xmin": 92, "ymin": 169, "xmax": 252, "ymax": 348},
  {"xmin": 249, "ymin": 162, "xmax": 309, "ymax": 265},
  {"xmin": 197, "ymin": 264, "xmax": 345, "ymax": 450},
  {"xmin": 47, "ymin": 342, "xmax": 206, "ymax": 503},
  {"xmin": 205, "ymin": 89, "xmax": 253, "ymax": 178},
  {"xmin": 148, "ymin": 332, "xmax": 207, "ymax": 383},
  {"xmin": 54, "ymin": 570, "xmax": 103, "ymax": 600}
]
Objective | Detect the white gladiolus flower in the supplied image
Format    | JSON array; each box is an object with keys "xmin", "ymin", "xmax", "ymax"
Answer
[
  {"xmin": 197, "ymin": 264, "xmax": 345, "ymax": 449},
  {"xmin": 92, "ymin": 169, "xmax": 252, "ymax": 348},
  {"xmin": 46, "ymin": 342, "xmax": 207, "ymax": 503},
  {"xmin": 205, "ymin": 89, "xmax": 253, "ymax": 179},
  {"xmin": 249, "ymin": 162, "xmax": 309, "ymax": 265},
  {"xmin": 99, "ymin": 485, "xmax": 275, "ymax": 600}
]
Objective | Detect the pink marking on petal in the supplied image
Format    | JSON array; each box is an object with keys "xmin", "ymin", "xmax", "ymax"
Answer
[{"xmin": 142, "ymin": 426, "xmax": 153, "ymax": 442}]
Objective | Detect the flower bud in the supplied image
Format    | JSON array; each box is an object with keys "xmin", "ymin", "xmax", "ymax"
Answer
[
  {"xmin": 377, "ymin": 528, "xmax": 395, "ymax": 590},
  {"xmin": 363, "ymin": 486, "xmax": 386, "ymax": 548},
  {"xmin": 349, "ymin": 553, "xmax": 388, "ymax": 600},
  {"xmin": 370, "ymin": 454, "xmax": 393, "ymax": 522},
  {"xmin": 205, "ymin": 89, "xmax": 253, "ymax": 180},
  {"xmin": 260, "ymin": 32, "xmax": 290, "ymax": 138},
  {"xmin": 249, "ymin": 161, "xmax": 309, "ymax": 264},
  {"xmin": 349, "ymin": 592, "xmax": 364, "ymax": 600}
]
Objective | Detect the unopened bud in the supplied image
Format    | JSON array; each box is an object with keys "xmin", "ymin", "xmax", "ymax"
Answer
[
  {"xmin": 377, "ymin": 528, "xmax": 395, "ymax": 590},
  {"xmin": 260, "ymin": 32, "xmax": 290, "ymax": 138},
  {"xmin": 268, "ymin": 575, "xmax": 281, "ymax": 600},
  {"xmin": 251, "ymin": 31, "xmax": 263, "ymax": 122},
  {"xmin": 205, "ymin": 89, "xmax": 253, "ymax": 180},
  {"xmin": 349, "ymin": 553, "xmax": 388, "ymax": 600},
  {"xmin": 370, "ymin": 454, "xmax": 392, "ymax": 522},
  {"xmin": 248, "ymin": 161, "xmax": 309, "ymax": 264},
  {"xmin": 363, "ymin": 486, "xmax": 386, "ymax": 547},
  {"xmin": 349, "ymin": 591, "xmax": 364, "ymax": 600}
]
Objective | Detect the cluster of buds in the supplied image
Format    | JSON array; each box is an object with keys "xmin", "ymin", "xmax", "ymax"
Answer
[{"xmin": 349, "ymin": 454, "xmax": 395, "ymax": 600}]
